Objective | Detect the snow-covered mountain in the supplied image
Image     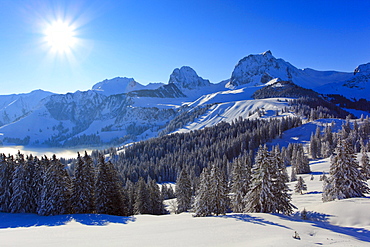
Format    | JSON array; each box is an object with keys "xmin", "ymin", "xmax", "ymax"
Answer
[
  {"xmin": 227, "ymin": 50, "xmax": 352, "ymax": 89},
  {"xmin": 0, "ymin": 51, "xmax": 369, "ymax": 147},
  {"xmin": 92, "ymin": 77, "xmax": 163, "ymax": 96},
  {"xmin": 316, "ymin": 62, "xmax": 370, "ymax": 100},
  {"xmin": 168, "ymin": 66, "xmax": 211, "ymax": 90},
  {"xmin": 0, "ymin": 90, "xmax": 54, "ymax": 126}
]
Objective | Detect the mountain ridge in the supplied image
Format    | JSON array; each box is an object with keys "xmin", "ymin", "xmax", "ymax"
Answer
[{"xmin": 0, "ymin": 51, "xmax": 368, "ymax": 147}]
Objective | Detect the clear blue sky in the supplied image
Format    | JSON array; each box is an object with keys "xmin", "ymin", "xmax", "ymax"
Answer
[{"xmin": 0, "ymin": 0, "xmax": 369, "ymax": 95}]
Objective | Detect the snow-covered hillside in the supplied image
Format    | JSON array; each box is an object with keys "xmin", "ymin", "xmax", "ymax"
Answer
[{"xmin": 1, "ymin": 151, "xmax": 369, "ymax": 247}]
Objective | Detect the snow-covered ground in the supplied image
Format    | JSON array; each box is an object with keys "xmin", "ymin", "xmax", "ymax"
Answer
[{"xmin": 1, "ymin": 154, "xmax": 369, "ymax": 247}]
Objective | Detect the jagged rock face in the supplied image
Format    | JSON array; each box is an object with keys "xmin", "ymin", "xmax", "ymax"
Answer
[
  {"xmin": 169, "ymin": 66, "xmax": 211, "ymax": 89},
  {"xmin": 128, "ymin": 83, "xmax": 186, "ymax": 98},
  {"xmin": 228, "ymin": 51, "xmax": 300, "ymax": 88},
  {"xmin": 344, "ymin": 63, "xmax": 370, "ymax": 89}
]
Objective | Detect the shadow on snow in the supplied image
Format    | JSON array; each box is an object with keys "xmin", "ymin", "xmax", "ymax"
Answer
[
  {"xmin": 218, "ymin": 214, "xmax": 291, "ymax": 229},
  {"xmin": 279, "ymin": 212, "xmax": 370, "ymax": 243},
  {"xmin": 0, "ymin": 213, "xmax": 135, "ymax": 229}
]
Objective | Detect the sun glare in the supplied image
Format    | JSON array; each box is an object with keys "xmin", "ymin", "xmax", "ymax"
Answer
[{"xmin": 44, "ymin": 20, "xmax": 77, "ymax": 53}]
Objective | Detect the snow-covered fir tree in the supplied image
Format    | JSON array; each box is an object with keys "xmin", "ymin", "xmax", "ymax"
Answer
[
  {"xmin": 25, "ymin": 155, "xmax": 43, "ymax": 213},
  {"xmin": 271, "ymin": 145, "xmax": 295, "ymax": 214},
  {"xmin": 10, "ymin": 153, "xmax": 29, "ymax": 213},
  {"xmin": 71, "ymin": 152, "xmax": 96, "ymax": 214},
  {"xmin": 322, "ymin": 139, "xmax": 369, "ymax": 202},
  {"xmin": 176, "ymin": 169, "xmax": 192, "ymax": 213},
  {"xmin": 208, "ymin": 162, "xmax": 229, "ymax": 216},
  {"xmin": 38, "ymin": 155, "xmax": 72, "ymax": 216},
  {"xmin": 95, "ymin": 156, "xmax": 127, "ymax": 216},
  {"xmin": 230, "ymin": 155, "xmax": 251, "ymax": 213},
  {"xmin": 244, "ymin": 145, "xmax": 294, "ymax": 214},
  {"xmin": 148, "ymin": 178, "xmax": 164, "ymax": 215},
  {"xmin": 360, "ymin": 143, "xmax": 370, "ymax": 179},
  {"xmin": 292, "ymin": 144, "xmax": 311, "ymax": 174},
  {"xmin": 134, "ymin": 177, "xmax": 151, "ymax": 214},
  {"xmin": 295, "ymin": 176, "xmax": 307, "ymax": 194},
  {"xmin": 0, "ymin": 154, "xmax": 14, "ymax": 213},
  {"xmin": 244, "ymin": 145, "xmax": 276, "ymax": 213},
  {"xmin": 193, "ymin": 166, "xmax": 212, "ymax": 217}
]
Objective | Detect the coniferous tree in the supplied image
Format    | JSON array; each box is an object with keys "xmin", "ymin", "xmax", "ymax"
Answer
[
  {"xmin": 193, "ymin": 166, "xmax": 211, "ymax": 217},
  {"xmin": 148, "ymin": 178, "xmax": 164, "ymax": 215},
  {"xmin": 95, "ymin": 156, "xmax": 127, "ymax": 216},
  {"xmin": 295, "ymin": 176, "xmax": 307, "ymax": 194},
  {"xmin": 10, "ymin": 153, "xmax": 29, "ymax": 213},
  {"xmin": 310, "ymin": 133, "xmax": 320, "ymax": 159},
  {"xmin": 290, "ymin": 165, "xmax": 297, "ymax": 182},
  {"xmin": 209, "ymin": 162, "xmax": 229, "ymax": 216},
  {"xmin": 134, "ymin": 177, "xmax": 150, "ymax": 214},
  {"xmin": 360, "ymin": 144, "xmax": 370, "ymax": 180},
  {"xmin": 0, "ymin": 154, "xmax": 14, "ymax": 213},
  {"xmin": 176, "ymin": 169, "xmax": 192, "ymax": 213},
  {"xmin": 25, "ymin": 155, "xmax": 42, "ymax": 213},
  {"xmin": 244, "ymin": 145, "xmax": 275, "ymax": 213},
  {"xmin": 230, "ymin": 155, "xmax": 251, "ymax": 213},
  {"xmin": 271, "ymin": 146, "xmax": 294, "ymax": 214},
  {"xmin": 125, "ymin": 179, "xmax": 135, "ymax": 216},
  {"xmin": 323, "ymin": 139, "xmax": 369, "ymax": 202},
  {"xmin": 293, "ymin": 144, "xmax": 311, "ymax": 174},
  {"xmin": 71, "ymin": 152, "xmax": 96, "ymax": 214},
  {"xmin": 38, "ymin": 155, "xmax": 72, "ymax": 216}
]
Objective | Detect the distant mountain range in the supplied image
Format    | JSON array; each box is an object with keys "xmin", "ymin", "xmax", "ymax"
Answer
[{"xmin": 0, "ymin": 51, "xmax": 369, "ymax": 147}]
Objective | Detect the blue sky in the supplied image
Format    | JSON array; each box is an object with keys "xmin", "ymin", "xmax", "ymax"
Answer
[{"xmin": 0, "ymin": 0, "xmax": 369, "ymax": 94}]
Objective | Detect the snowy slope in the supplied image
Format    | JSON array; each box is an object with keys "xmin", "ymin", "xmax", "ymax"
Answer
[{"xmin": 175, "ymin": 97, "xmax": 294, "ymax": 134}]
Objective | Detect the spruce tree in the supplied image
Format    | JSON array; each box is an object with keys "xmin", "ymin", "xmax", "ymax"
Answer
[
  {"xmin": 271, "ymin": 146, "xmax": 295, "ymax": 215},
  {"xmin": 38, "ymin": 155, "xmax": 72, "ymax": 216},
  {"xmin": 360, "ymin": 144, "xmax": 370, "ymax": 180},
  {"xmin": 176, "ymin": 169, "xmax": 192, "ymax": 213},
  {"xmin": 193, "ymin": 166, "xmax": 211, "ymax": 217},
  {"xmin": 230, "ymin": 156, "xmax": 251, "ymax": 213},
  {"xmin": 295, "ymin": 176, "xmax": 307, "ymax": 194},
  {"xmin": 244, "ymin": 145, "xmax": 275, "ymax": 213},
  {"xmin": 0, "ymin": 154, "xmax": 14, "ymax": 213},
  {"xmin": 71, "ymin": 152, "xmax": 95, "ymax": 214},
  {"xmin": 25, "ymin": 155, "xmax": 43, "ymax": 213},
  {"xmin": 134, "ymin": 177, "xmax": 150, "ymax": 214},
  {"xmin": 95, "ymin": 156, "xmax": 127, "ymax": 216},
  {"xmin": 323, "ymin": 139, "xmax": 369, "ymax": 202},
  {"xmin": 10, "ymin": 153, "xmax": 29, "ymax": 213},
  {"xmin": 148, "ymin": 179, "xmax": 164, "ymax": 215},
  {"xmin": 209, "ymin": 162, "xmax": 229, "ymax": 216}
]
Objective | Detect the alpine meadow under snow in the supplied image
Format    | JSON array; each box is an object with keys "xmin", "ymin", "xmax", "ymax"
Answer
[{"xmin": 1, "ymin": 51, "xmax": 370, "ymax": 246}]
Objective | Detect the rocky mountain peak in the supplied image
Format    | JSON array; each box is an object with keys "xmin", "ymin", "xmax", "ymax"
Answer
[
  {"xmin": 354, "ymin": 62, "xmax": 370, "ymax": 75},
  {"xmin": 92, "ymin": 77, "xmax": 144, "ymax": 96},
  {"xmin": 168, "ymin": 66, "xmax": 211, "ymax": 89}
]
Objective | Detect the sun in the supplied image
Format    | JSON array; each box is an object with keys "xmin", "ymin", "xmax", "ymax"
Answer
[{"xmin": 44, "ymin": 20, "xmax": 77, "ymax": 53}]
